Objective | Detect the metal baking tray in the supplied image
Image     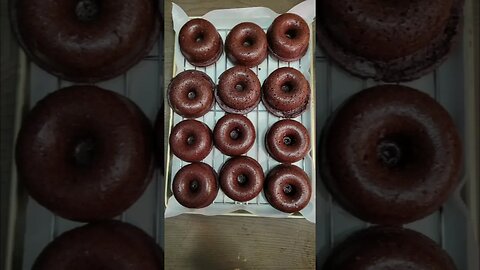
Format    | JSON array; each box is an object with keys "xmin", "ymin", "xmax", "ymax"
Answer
[
  {"xmin": 164, "ymin": 10, "xmax": 316, "ymax": 220},
  {"xmin": 315, "ymin": 2, "xmax": 479, "ymax": 268}
]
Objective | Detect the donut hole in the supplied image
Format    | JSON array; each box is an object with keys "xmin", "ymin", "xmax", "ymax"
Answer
[
  {"xmin": 377, "ymin": 140, "xmax": 403, "ymax": 167},
  {"xmin": 235, "ymin": 83, "xmax": 246, "ymax": 92},
  {"xmin": 229, "ymin": 128, "xmax": 242, "ymax": 140},
  {"xmin": 186, "ymin": 135, "xmax": 196, "ymax": 145},
  {"xmin": 242, "ymin": 37, "xmax": 255, "ymax": 47},
  {"xmin": 72, "ymin": 137, "xmax": 97, "ymax": 167},
  {"xmin": 237, "ymin": 174, "xmax": 248, "ymax": 186},
  {"xmin": 285, "ymin": 29, "xmax": 298, "ymax": 39},
  {"xmin": 376, "ymin": 134, "xmax": 431, "ymax": 170},
  {"xmin": 195, "ymin": 33, "xmax": 205, "ymax": 43},
  {"xmin": 189, "ymin": 179, "xmax": 201, "ymax": 193},
  {"xmin": 283, "ymin": 135, "xmax": 296, "ymax": 146},
  {"xmin": 187, "ymin": 89, "xmax": 197, "ymax": 100},
  {"xmin": 281, "ymin": 82, "xmax": 294, "ymax": 93},
  {"xmin": 75, "ymin": 0, "xmax": 101, "ymax": 22},
  {"xmin": 283, "ymin": 184, "xmax": 297, "ymax": 197}
]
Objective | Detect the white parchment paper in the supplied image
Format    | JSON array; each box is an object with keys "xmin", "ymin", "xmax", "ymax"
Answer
[{"xmin": 166, "ymin": 0, "xmax": 316, "ymax": 222}]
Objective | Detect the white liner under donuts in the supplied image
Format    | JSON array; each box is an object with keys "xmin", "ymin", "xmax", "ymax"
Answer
[{"xmin": 165, "ymin": 1, "xmax": 316, "ymax": 222}]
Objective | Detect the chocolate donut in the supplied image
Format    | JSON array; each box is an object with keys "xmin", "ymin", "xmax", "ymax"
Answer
[
  {"xmin": 32, "ymin": 221, "xmax": 163, "ymax": 270},
  {"xmin": 267, "ymin": 13, "xmax": 310, "ymax": 62},
  {"xmin": 266, "ymin": 120, "xmax": 310, "ymax": 163},
  {"xmin": 324, "ymin": 226, "xmax": 457, "ymax": 270},
  {"xmin": 321, "ymin": 85, "xmax": 462, "ymax": 225},
  {"xmin": 213, "ymin": 114, "xmax": 255, "ymax": 156},
  {"xmin": 16, "ymin": 86, "xmax": 153, "ymax": 222},
  {"xmin": 179, "ymin": 18, "xmax": 223, "ymax": 67},
  {"xmin": 219, "ymin": 156, "xmax": 264, "ymax": 202},
  {"xmin": 11, "ymin": 0, "xmax": 160, "ymax": 83},
  {"xmin": 216, "ymin": 66, "xmax": 261, "ymax": 114},
  {"xmin": 317, "ymin": 0, "xmax": 464, "ymax": 82},
  {"xmin": 264, "ymin": 164, "xmax": 311, "ymax": 213},
  {"xmin": 262, "ymin": 67, "xmax": 310, "ymax": 118},
  {"xmin": 172, "ymin": 162, "xmax": 218, "ymax": 208},
  {"xmin": 168, "ymin": 70, "xmax": 214, "ymax": 118},
  {"xmin": 169, "ymin": 119, "xmax": 212, "ymax": 162},
  {"xmin": 225, "ymin": 22, "xmax": 268, "ymax": 67}
]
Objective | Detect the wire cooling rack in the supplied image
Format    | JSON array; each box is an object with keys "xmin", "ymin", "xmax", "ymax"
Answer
[
  {"xmin": 165, "ymin": 27, "xmax": 316, "ymax": 218},
  {"xmin": 18, "ymin": 39, "xmax": 164, "ymax": 270}
]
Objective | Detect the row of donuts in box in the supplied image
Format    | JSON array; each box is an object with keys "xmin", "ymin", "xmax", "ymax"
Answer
[{"xmin": 169, "ymin": 14, "xmax": 313, "ymax": 213}]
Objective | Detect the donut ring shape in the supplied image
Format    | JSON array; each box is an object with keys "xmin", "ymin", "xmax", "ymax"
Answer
[
  {"xmin": 264, "ymin": 164, "xmax": 311, "ymax": 213},
  {"xmin": 219, "ymin": 156, "xmax": 264, "ymax": 202},
  {"xmin": 172, "ymin": 162, "xmax": 218, "ymax": 208}
]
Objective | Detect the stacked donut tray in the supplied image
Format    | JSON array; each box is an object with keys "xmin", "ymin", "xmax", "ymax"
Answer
[
  {"xmin": 165, "ymin": 6, "xmax": 316, "ymax": 221},
  {"xmin": 9, "ymin": 42, "xmax": 165, "ymax": 269},
  {"xmin": 315, "ymin": 35, "xmax": 479, "ymax": 270}
]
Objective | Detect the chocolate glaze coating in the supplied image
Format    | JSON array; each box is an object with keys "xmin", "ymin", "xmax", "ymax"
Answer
[
  {"xmin": 324, "ymin": 226, "xmax": 457, "ymax": 270},
  {"xmin": 214, "ymin": 114, "xmax": 256, "ymax": 156},
  {"xmin": 267, "ymin": 13, "xmax": 310, "ymax": 62},
  {"xmin": 168, "ymin": 70, "xmax": 214, "ymax": 118},
  {"xmin": 173, "ymin": 162, "xmax": 218, "ymax": 208},
  {"xmin": 179, "ymin": 18, "xmax": 223, "ymax": 67},
  {"xmin": 15, "ymin": 86, "xmax": 154, "ymax": 222},
  {"xmin": 225, "ymin": 22, "xmax": 268, "ymax": 67},
  {"xmin": 266, "ymin": 120, "xmax": 310, "ymax": 163},
  {"xmin": 321, "ymin": 85, "xmax": 462, "ymax": 225},
  {"xmin": 262, "ymin": 67, "xmax": 310, "ymax": 118},
  {"xmin": 11, "ymin": 0, "xmax": 160, "ymax": 83},
  {"xmin": 219, "ymin": 156, "xmax": 264, "ymax": 202},
  {"xmin": 322, "ymin": 0, "xmax": 453, "ymax": 61},
  {"xmin": 216, "ymin": 66, "xmax": 261, "ymax": 114},
  {"xmin": 317, "ymin": 0, "xmax": 464, "ymax": 82},
  {"xmin": 264, "ymin": 164, "xmax": 311, "ymax": 213},
  {"xmin": 169, "ymin": 119, "xmax": 212, "ymax": 162},
  {"xmin": 33, "ymin": 221, "xmax": 163, "ymax": 270}
]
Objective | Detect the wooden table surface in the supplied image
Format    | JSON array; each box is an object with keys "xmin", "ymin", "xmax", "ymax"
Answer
[{"xmin": 163, "ymin": 1, "xmax": 315, "ymax": 269}]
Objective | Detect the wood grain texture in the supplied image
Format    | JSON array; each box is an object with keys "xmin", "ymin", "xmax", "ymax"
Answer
[
  {"xmin": 165, "ymin": 215, "xmax": 314, "ymax": 270},
  {"xmin": 164, "ymin": 1, "xmax": 314, "ymax": 269}
]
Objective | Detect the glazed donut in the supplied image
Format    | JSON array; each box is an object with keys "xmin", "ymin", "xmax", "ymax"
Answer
[
  {"xmin": 321, "ymin": 85, "xmax": 462, "ymax": 225},
  {"xmin": 179, "ymin": 18, "xmax": 223, "ymax": 67},
  {"xmin": 169, "ymin": 119, "xmax": 212, "ymax": 162},
  {"xmin": 324, "ymin": 226, "xmax": 457, "ymax": 270},
  {"xmin": 262, "ymin": 67, "xmax": 310, "ymax": 118},
  {"xmin": 317, "ymin": 0, "xmax": 463, "ymax": 82},
  {"xmin": 168, "ymin": 70, "xmax": 214, "ymax": 118},
  {"xmin": 32, "ymin": 221, "xmax": 163, "ymax": 270},
  {"xmin": 266, "ymin": 120, "xmax": 310, "ymax": 163},
  {"xmin": 12, "ymin": 0, "xmax": 159, "ymax": 82},
  {"xmin": 219, "ymin": 156, "xmax": 264, "ymax": 202},
  {"xmin": 16, "ymin": 86, "xmax": 153, "ymax": 222},
  {"xmin": 225, "ymin": 22, "xmax": 268, "ymax": 67},
  {"xmin": 172, "ymin": 162, "xmax": 218, "ymax": 208},
  {"xmin": 264, "ymin": 164, "xmax": 311, "ymax": 213},
  {"xmin": 267, "ymin": 13, "xmax": 310, "ymax": 62},
  {"xmin": 213, "ymin": 114, "xmax": 256, "ymax": 156},
  {"xmin": 216, "ymin": 66, "xmax": 261, "ymax": 114}
]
